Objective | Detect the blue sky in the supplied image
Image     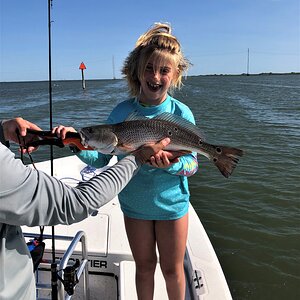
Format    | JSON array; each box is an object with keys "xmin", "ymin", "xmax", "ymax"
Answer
[{"xmin": 0, "ymin": 0, "xmax": 299, "ymax": 82}]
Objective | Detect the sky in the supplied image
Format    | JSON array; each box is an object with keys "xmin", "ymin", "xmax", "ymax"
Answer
[{"xmin": 0, "ymin": 0, "xmax": 299, "ymax": 82}]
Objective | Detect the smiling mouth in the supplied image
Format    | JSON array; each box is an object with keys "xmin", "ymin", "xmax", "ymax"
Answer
[{"xmin": 147, "ymin": 81, "xmax": 161, "ymax": 92}]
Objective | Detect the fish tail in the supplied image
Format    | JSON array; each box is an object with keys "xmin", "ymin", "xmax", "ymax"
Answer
[{"xmin": 211, "ymin": 146, "xmax": 244, "ymax": 178}]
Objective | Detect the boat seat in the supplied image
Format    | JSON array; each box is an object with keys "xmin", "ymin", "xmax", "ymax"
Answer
[{"xmin": 119, "ymin": 261, "xmax": 168, "ymax": 299}]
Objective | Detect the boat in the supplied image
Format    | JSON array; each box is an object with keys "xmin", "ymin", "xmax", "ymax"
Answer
[{"xmin": 22, "ymin": 155, "xmax": 232, "ymax": 300}]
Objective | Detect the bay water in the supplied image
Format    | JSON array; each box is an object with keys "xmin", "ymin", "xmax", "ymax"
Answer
[{"xmin": 1, "ymin": 74, "xmax": 299, "ymax": 299}]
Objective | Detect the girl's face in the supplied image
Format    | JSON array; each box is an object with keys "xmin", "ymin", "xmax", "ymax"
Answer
[{"xmin": 139, "ymin": 58, "xmax": 177, "ymax": 105}]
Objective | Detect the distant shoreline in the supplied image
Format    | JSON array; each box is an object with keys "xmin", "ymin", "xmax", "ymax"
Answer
[
  {"xmin": 191, "ymin": 72, "xmax": 300, "ymax": 77},
  {"xmin": 1, "ymin": 72, "xmax": 299, "ymax": 83}
]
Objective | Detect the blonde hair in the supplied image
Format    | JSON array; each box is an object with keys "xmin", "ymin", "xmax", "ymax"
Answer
[{"xmin": 122, "ymin": 23, "xmax": 190, "ymax": 96}]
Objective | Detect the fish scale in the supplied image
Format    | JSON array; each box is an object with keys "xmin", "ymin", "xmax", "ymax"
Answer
[
  {"xmin": 113, "ymin": 119, "xmax": 202, "ymax": 152},
  {"xmin": 114, "ymin": 121, "xmax": 159, "ymax": 148}
]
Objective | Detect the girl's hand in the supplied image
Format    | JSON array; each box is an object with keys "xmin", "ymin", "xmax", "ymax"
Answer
[
  {"xmin": 148, "ymin": 150, "xmax": 188, "ymax": 168},
  {"xmin": 52, "ymin": 125, "xmax": 77, "ymax": 139},
  {"xmin": 133, "ymin": 138, "xmax": 171, "ymax": 164}
]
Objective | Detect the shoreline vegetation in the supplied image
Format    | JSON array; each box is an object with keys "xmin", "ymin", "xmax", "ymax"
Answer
[{"xmin": 1, "ymin": 72, "xmax": 299, "ymax": 83}]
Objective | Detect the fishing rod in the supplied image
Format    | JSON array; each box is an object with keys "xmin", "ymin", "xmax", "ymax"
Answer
[{"xmin": 47, "ymin": 0, "xmax": 59, "ymax": 299}]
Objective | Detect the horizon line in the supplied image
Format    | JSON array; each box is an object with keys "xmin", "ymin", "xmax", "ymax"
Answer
[{"xmin": 1, "ymin": 71, "xmax": 299, "ymax": 83}]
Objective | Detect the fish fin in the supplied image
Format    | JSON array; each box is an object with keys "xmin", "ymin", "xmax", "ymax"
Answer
[
  {"xmin": 154, "ymin": 112, "xmax": 205, "ymax": 140},
  {"xmin": 211, "ymin": 146, "xmax": 244, "ymax": 178},
  {"xmin": 125, "ymin": 112, "xmax": 148, "ymax": 121},
  {"xmin": 111, "ymin": 143, "xmax": 136, "ymax": 155},
  {"xmin": 94, "ymin": 144, "xmax": 117, "ymax": 154},
  {"xmin": 117, "ymin": 143, "xmax": 136, "ymax": 153}
]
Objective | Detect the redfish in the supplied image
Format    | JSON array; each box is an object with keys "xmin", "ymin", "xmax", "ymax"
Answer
[{"xmin": 79, "ymin": 113, "xmax": 244, "ymax": 178}]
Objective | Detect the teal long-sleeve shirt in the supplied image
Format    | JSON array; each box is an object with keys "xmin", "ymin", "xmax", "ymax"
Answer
[{"xmin": 77, "ymin": 95, "xmax": 198, "ymax": 220}]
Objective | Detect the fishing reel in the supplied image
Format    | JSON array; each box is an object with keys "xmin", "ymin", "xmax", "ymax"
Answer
[{"xmin": 57, "ymin": 259, "xmax": 80, "ymax": 296}]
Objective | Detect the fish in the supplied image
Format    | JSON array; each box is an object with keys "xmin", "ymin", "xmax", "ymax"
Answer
[{"xmin": 79, "ymin": 112, "xmax": 244, "ymax": 178}]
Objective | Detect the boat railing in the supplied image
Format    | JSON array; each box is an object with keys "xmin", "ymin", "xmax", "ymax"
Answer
[{"xmin": 24, "ymin": 230, "xmax": 90, "ymax": 300}]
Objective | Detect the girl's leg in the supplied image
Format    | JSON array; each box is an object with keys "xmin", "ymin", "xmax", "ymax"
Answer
[
  {"xmin": 124, "ymin": 216, "xmax": 157, "ymax": 300},
  {"xmin": 155, "ymin": 213, "xmax": 189, "ymax": 300}
]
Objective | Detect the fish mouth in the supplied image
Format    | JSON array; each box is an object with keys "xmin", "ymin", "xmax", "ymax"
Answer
[
  {"xmin": 79, "ymin": 130, "xmax": 90, "ymax": 148},
  {"xmin": 147, "ymin": 81, "xmax": 162, "ymax": 92}
]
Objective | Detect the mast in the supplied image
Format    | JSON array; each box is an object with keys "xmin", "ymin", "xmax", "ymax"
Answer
[
  {"xmin": 112, "ymin": 55, "xmax": 116, "ymax": 80},
  {"xmin": 247, "ymin": 48, "xmax": 250, "ymax": 76}
]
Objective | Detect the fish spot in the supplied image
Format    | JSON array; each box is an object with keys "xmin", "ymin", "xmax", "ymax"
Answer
[
  {"xmin": 216, "ymin": 147, "xmax": 222, "ymax": 154},
  {"xmin": 168, "ymin": 130, "xmax": 172, "ymax": 136},
  {"xmin": 213, "ymin": 157, "xmax": 218, "ymax": 163},
  {"xmin": 199, "ymin": 139, "xmax": 203, "ymax": 145},
  {"xmin": 174, "ymin": 127, "xmax": 178, "ymax": 132}
]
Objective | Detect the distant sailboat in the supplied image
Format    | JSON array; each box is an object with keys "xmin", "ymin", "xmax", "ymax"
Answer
[
  {"xmin": 247, "ymin": 48, "xmax": 250, "ymax": 76},
  {"xmin": 112, "ymin": 55, "xmax": 116, "ymax": 80}
]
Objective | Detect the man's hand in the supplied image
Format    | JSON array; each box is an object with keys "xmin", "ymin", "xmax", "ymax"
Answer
[{"xmin": 2, "ymin": 117, "xmax": 42, "ymax": 153}]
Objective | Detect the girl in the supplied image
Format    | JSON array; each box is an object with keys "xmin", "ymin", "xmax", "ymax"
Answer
[{"xmin": 54, "ymin": 23, "xmax": 198, "ymax": 300}]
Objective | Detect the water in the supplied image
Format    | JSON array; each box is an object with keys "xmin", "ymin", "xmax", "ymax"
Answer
[{"xmin": 1, "ymin": 75, "xmax": 299, "ymax": 299}]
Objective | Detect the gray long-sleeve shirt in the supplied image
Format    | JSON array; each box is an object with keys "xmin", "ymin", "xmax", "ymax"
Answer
[{"xmin": 0, "ymin": 126, "xmax": 140, "ymax": 300}]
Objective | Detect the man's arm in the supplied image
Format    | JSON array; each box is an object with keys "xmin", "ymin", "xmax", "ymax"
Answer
[
  {"xmin": 0, "ymin": 119, "xmax": 170, "ymax": 227},
  {"xmin": 0, "ymin": 143, "xmax": 140, "ymax": 226}
]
